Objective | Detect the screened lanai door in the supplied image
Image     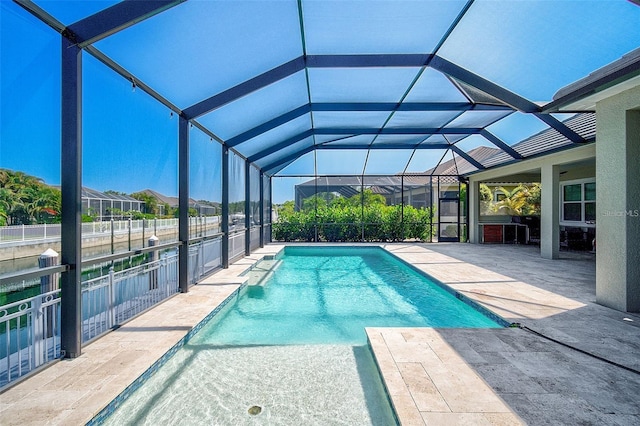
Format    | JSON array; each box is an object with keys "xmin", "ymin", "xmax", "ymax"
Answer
[{"xmin": 438, "ymin": 195, "xmax": 461, "ymax": 242}]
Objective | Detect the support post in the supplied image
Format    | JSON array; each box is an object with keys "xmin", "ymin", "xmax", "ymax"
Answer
[
  {"xmin": 39, "ymin": 248, "xmax": 59, "ymax": 338},
  {"xmin": 468, "ymin": 180, "xmax": 480, "ymax": 243},
  {"xmin": 458, "ymin": 181, "xmax": 463, "ymax": 242},
  {"xmin": 314, "ymin": 173, "xmax": 318, "ymax": 242},
  {"xmin": 268, "ymin": 176, "xmax": 273, "ymax": 243},
  {"xmin": 178, "ymin": 116, "xmax": 189, "ymax": 292},
  {"xmin": 361, "ymin": 176, "xmax": 365, "ymax": 242},
  {"xmin": 148, "ymin": 235, "xmax": 159, "ymax": 290},
  {"xmin": 401, "ymin": 176, "xmax": 405, "ymax": 239},
  {"xmin": 259, "ymin": 171, "xmax": 265, "ymax": 248},
  {"xmin": 429, "ymin": 176, "xmax": 433, "ymax": 242},
  {"xmin": 436, "ymin": 177, "xmax": 440, "ymax": 241},
  {"xmin": 541, "ymin": 163, "xmax": 560, "ymax": 259},
  {"xmin": 222, "ymin": 147, "xmax": 230, "ymax": 268},
  {"xmin": 245, "ymin": 161, "xmax": 251, "ymax": 256},
  {"xmin": 60, "ymin": 37, "xmax": 82, "ymax": 358}
]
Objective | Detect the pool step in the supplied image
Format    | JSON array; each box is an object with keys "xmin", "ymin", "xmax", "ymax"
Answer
[{"xmin": 245, "ymin": 259, "xmax": 282, "ymax": 287}]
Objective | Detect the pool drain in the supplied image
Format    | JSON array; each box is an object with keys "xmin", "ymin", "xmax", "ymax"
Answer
[{"xmin": 248, "ymin": 405, "xmax": 262, "ymax": 415}]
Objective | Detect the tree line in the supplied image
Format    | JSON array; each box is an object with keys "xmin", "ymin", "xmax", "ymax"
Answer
[
  {"xmin": 0, "ymin": 168, "xmax": 222, "ymax": 226},
  {"xmin": 0, "ymin": 169, "xmax": 61, "ymax": 226}
]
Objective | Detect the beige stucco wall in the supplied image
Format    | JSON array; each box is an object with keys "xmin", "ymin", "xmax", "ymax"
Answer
[{"xmin": 596, "ymin": 84, "xmax": 640, "ymax": 312}]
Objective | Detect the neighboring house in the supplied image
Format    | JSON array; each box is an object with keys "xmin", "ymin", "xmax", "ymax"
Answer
[
  {"xmin": 138, "ymin": 189, "xmax": 220, "ymax": 217},
  {"xmin": 81, "ymin": 187, "xmax": 144, "ymax": 221}
]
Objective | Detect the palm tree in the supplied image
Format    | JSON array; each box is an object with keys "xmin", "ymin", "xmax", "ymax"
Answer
[
  {"xmin": 0, "ymin": 168, "xmax": 61, "ymax": 224},
  {"xmin": 494, "ymin": 186, "xmax": 528, "ymax": 216},
  {"xmin": 131, "ymin": 191, "xmax": 158, "ymax": 215}
]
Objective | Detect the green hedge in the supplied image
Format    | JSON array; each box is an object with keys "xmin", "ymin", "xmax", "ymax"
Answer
[{"xmin": 273, "ymin": 204, "xmax": 434, "ymax": 242}]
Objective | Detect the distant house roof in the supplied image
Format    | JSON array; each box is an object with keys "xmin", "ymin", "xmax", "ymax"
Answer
[
  {"xmin": 138, "ymin": 189, "xmax": 220, "ymax": 208},
  {"xmin": 424, "ymin": 146, "xmax": 502, "ymax": 176},
  {"xmin": 81, "ymin": 187, "xmax": 141, "ymax": 203},
  {"xmin": 139, "ymin": 189, "xmax": 178, "ymax": 206}
]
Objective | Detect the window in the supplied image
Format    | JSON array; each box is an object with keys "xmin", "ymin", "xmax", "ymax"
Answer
[{"xmin": 561, "ymin": 180, "xmax": 596, "ymax": 224}]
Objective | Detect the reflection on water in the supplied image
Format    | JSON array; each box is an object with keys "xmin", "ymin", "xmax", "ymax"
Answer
[{"xmin": 0, "ymin": 235, "xmax": 178, "ymax": 275}]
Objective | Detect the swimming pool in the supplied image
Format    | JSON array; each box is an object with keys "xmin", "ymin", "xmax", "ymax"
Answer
[
  {"xmin": 193, "ymin": 246, "xmax": 502, "ymax": 346},
  {"xmin": 96, "ymin": 246, "xmax": 506, "ymax": 425}
]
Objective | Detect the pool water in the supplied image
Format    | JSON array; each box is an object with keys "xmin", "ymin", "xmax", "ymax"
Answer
[
  {"xmin": 192, "ymin": 246, "xmax": 501, "ymax": 347},
  {"xmin": 101, "ymin": 344, "xmax": 393, "ymax": 425},
  {"xmin": 100, "ymin": 246, "xmax": 504, "ymax": 425}
]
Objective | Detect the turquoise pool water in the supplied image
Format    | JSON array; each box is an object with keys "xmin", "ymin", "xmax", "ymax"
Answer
[
  {"xmin": 191, "ymin": 246, "xmax": 502, "ymax": 347},
  {"xmin": 99, "ymin": 246, "xmax": 504, "ymax": 425}
]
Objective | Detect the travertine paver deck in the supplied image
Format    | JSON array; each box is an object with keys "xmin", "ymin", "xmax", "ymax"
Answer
[
  {"xmin": 378, "ymin": 243, "xmax": 640, "ymax": 425},
  {"xmin": 0, "ymin": 245, "xmax": 283, "ymax": 425},
  {"xmin": 367, "ymin": 327, "xmax": 524, "ymax": 425}
]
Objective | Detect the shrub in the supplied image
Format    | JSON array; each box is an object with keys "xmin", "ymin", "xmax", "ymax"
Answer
[{"xmin": 273, "ymin": 202, "xmax": 435, "ymax": 242}]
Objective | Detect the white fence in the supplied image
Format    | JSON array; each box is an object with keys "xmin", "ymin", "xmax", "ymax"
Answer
[
  {"xmin": 250, "ymin": 226, "xmax": 261, "ymax": 251},
  {"xmin": 1, "ymin": 253, "xmax": 182, "ymax": 389},
  {"xmin": 229, "ymin": 230, "xmax": 246, "ymax": 260},
  {"xmin": 188, "ymin": 238, "xmax": 223, "ymax": 284},
  {"xmin": 0, "ymin": 217, "xmax": 222, "ymax": 244},
  {"xmin": 0, "ymin": 223, "xmax": 264, "ymax": 389}
]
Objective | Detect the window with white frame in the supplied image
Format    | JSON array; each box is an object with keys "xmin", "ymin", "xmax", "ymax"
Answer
[{"xmin": 561, "ymin": 179, "xmax": 595, "ymax": 224}]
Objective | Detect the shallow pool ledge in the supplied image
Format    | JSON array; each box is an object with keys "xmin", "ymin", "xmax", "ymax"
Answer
[
  {"xmin": 366, "ymin": 327, "xmax": 524, "ymax": 425},
  {"xmin": 0, "ymin": 246, "xmax": 283, "ymax": 426}
]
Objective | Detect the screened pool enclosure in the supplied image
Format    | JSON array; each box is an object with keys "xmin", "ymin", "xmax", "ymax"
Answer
[{"xmin": 2, "ymin": 0, "xmax": 639, "ymax": 378}]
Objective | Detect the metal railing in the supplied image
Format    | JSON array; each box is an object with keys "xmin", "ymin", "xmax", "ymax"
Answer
[
  {"xmin": 263, "ymin": 223, "xmax": 272, "ymax": 245},
  {"xmin": 188, "ymin": 237, "xmax": 222, "ymax": 285},
  {"xmin": 0, "ymin": 227, "xmax": 259, "ymax": 389},
  {"xmin": 250, "ymin": 226, "xmax": 261, "ymax": 251},
  {"xmin": 229, "ymin": 230, "xmax": 245, "ymax": 260},
  {"xmin": 81, "ymin": 254, "xmax": 179, "ymax": 343},
  {"xmin": 1, "ymin": 289, "xmax": 61, "ymax": 388},
  {"xmin": 1, "ymin": 253, "xmax": 180, "ymax": 389}
]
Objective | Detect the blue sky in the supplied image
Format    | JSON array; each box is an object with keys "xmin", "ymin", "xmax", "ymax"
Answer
[{"xmin": 2, "ymin": 0, "xmax": 639, "ymax": 205}]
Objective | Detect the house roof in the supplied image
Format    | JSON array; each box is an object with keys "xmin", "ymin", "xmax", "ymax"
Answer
[
  {"xmin": 139, "ymin": 189, "xmax": 219, "ymax": 208},
  {"xmin": 547, "ymin": 47, "xmax": 640, "ymax": 112},
  {"xmin": 479, "ymin": 113, "xmax": 596, "ymax": 170},
  {"xmin": 80, "ymin": 187, "xmax": 141, "ymax": 203}
]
